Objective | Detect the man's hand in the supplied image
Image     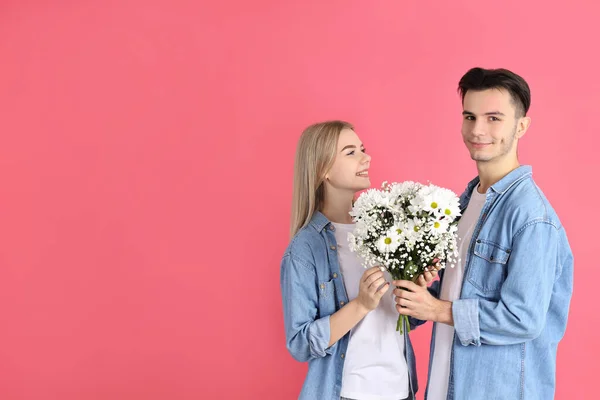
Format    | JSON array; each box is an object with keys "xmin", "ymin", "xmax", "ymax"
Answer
[
  {"xmin": 393, "ymin": 280, "xmax": 454, "ymax": 326},
  {"xmin": 415, "ymin": 259, "xmax": 442, "ymax": 288}
]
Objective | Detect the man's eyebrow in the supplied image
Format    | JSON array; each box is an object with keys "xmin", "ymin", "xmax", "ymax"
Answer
[{"xmin": 462, "ymin": 110, "xmax": 506, "ymax": 116}]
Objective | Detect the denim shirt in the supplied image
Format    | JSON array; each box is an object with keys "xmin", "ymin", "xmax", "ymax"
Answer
[
  {"xmin": 423, "ymin": 165, "xmax": 574, "ymax": 400},
  {"xmin": 280, "ymin": 211, "xmax": 419, "ymax": 400}
]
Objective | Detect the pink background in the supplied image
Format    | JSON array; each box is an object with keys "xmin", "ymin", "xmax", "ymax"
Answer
[{"xmin": 0, "ymin": 1, "xmax": 596, "ymax": 399}]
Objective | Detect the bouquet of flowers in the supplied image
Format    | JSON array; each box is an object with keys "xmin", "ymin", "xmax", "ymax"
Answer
[{"xmin": 348, "ymin": 181, "xmax": 461, "ymax": 334}]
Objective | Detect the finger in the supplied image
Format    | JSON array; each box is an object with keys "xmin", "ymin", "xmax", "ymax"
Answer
[
  {"xmin": 396, "ymin": 304, "xmax": 414, "ymax": 316},
  {"xmin": 375, "ymin": 282, "xmax": 390, "ymax": 297},
  {"xmin": 425, "ymin": 265, "xmax": 438, "ymax": 274},
  {"xmin": 392, "ymin": 279, "xmax": 415, "ymax": 288},
  {"xmin": 395, "ymin": 280, "xmax": 420, "ymax": 292},
  {"xmin": 423, "ymin": 270, "xmax": 434, "ymax": 283},
  {"xmin": 365, "ymin": 271, "xmax": 384, "ymax": 286},
  {"xmin": 400, "ymin": 288, "xmax": 416, "ymax": 300},
  {"xmin": 362, "ymin": 266, "xmax": 381, "ymax": 279},
  {"xmin": 363, "ymin": 267, "xmax": 384, "ymax": 282},
  {"xmin": 416, "ymin": 274, "xmax": 427, "ymax": 287},
  {"xmin": 395, "ymin": 296, "xmax": 412, "ymax": 307},
  {"xmin": 368, "ymin": 276, "xmax": 386, "ymax": 291},
  {"xmin": 392, "ymin": 287, "xmax": 415, "ymax": 301}
]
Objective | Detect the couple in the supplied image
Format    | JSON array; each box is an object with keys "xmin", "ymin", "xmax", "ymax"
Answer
[{"xmin": 280, "ymin": 67, "xmax": 574, "ymax": 400}]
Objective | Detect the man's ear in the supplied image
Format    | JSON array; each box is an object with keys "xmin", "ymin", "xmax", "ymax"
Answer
[{"xmin": 516, "ymin": 116, "xmax": 531, "ymax": 139}]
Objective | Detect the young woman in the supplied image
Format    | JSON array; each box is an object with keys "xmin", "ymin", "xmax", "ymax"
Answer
[{"xmin": 280, "ymin": 121, "xmax": 436, "ymax": 400}]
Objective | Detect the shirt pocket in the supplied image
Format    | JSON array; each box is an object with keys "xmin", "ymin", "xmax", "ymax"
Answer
[
  {"xmin": 318, "ymin": 279, "xmax": 337, "ymax": 317},
  {"xmin": 467, "ymin": 239, "xmax": 511, "ymax": 294}
]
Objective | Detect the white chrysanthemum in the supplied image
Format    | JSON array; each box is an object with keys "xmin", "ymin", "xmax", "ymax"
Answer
[
  {"xmin": 391, "ymin": 222, "xmax": 407, "ymax": 240},
  {"xmin": 422, "ymin": 192, "xmax": 442, "ymax": 214},
  {"xmin": 428, "ymin": 217, "xmax": 450, "ymax": 235},
  {"xmin": 389, "ymin": 181, "xmax": 418, "ymax": 197},
  {"xmin": 407, "ymin": 201, "xmax": 421, "ymax": 216},
  {"xmin": 425, "ymin": 186, "xmax": 462, "ymax": 219},
  {"xmin": 402, "ymin": 218, "xmax": 424, "ymax": 249},
  {"xmin": 376, "ymin": 228, "xmax": 401, "ymax": 253},
  {"xmin": 353, "ymin": 220, "xmax": 369, "ymax": 238},
  {"xmin": 440, "ymin": 202, "xmax": 461, "ymax": 219},
  {"xmin": 405, "ymin": 217, "xmax": 423, "ymax": 233}
]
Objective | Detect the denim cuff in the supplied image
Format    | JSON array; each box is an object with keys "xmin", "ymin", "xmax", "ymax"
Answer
[
  {"xmin": 453, "ymin": 299, "xmax": 481, "ymax": 346},
  {"xmin": 309, "ymin": 315, "xmax": 333, "ymax": 357},
  {"xmin": 409, "ymin": 316, "xmax": 427, "ymax": 331}
]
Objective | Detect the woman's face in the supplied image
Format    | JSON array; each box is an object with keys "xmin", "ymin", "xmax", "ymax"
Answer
[{"xmin": 325, "ymin": 128, "xmax": 371, "ymax": 193}]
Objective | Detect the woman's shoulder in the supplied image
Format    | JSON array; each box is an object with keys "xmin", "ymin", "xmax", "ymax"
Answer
[{"xmin": 283, "ymin": 225, "xmax": 328, "ymax": 270}]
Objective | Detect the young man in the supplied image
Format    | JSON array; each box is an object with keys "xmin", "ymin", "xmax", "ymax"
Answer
[{"xmin": 393, "ymin": 67, "xmax": 574, "ymax": 400}]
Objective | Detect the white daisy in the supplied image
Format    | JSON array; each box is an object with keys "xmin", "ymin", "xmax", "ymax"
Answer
[
  {"xmin": 376, "ymin": 228, "xmax": 401, "ymax": 254},
  {"xmin": 428, "ymin": 217, "xmax": 450, "ymax": 235}
]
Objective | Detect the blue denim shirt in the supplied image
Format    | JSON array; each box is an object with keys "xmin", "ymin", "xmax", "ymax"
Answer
[
  {"xmin": 422, "ymin": 165, "xmax": 574, "ymax": 400},
  {"xmin": 280, "ymin": 211, "xmax": 419, "ymax": 400}
]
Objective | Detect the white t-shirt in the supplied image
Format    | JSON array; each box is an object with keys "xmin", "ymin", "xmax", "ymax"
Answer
[
  {"xmin": 333, "ymin": 222, "xmax": 409, "ymax": 400},
  {"xmin": 427, "ymin": 186, "xmax": 487, "ymax": 400}
]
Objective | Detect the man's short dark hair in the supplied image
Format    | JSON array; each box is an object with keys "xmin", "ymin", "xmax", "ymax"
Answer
[{"xmin": 458, "ymin": 67, "xmax": 531, "ymax": 117}]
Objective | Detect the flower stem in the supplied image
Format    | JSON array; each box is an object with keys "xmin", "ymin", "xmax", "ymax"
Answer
[{"xmin": 396, "ymin": 314, "xmax": 411, "ymax": 334}]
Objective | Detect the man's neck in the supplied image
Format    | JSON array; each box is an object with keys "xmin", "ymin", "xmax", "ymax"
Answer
[{"xmin": 476, "ymin": 158, "xmax": 520, "ymax": 193}]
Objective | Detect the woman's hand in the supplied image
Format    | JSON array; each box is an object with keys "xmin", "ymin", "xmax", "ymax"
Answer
[{"xmin": 356, "ymin": 266, "xmax": 390, "ymax": 312}]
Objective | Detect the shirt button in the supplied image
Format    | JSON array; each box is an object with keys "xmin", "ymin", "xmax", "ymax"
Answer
[
  {"xmin": 333, "ymin": 273, "xmax": 338, "ymax": 278},
  {"xmin": 330, "ymin": 225, "xmax": 335, "ymax": 231},
  {"xmin": 320, "ymin": 283, "xmax": 325, "ymax": 289},
  {"xmin": 330, "ymin": 245, "xmax": 336, "ymax": 250},
  {"xmin": 340, "ymin": 301, "xmax": 345, "ymax": 306},
  {"xmin": 341, "ymin": 353, "xmax": 345, "ymax": 359}
]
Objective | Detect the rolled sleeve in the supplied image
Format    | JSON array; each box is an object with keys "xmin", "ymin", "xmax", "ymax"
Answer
[
  {"xmin": 453, "ymin": 298, "xmax": 481, "ymax": 346},
  {"xmin": 308, "ymin": 315, "xmax": 333, "ymax": 358},
  {"xmin": 281, "ymin": 254, "xmax": 332, "ymax": 362}
]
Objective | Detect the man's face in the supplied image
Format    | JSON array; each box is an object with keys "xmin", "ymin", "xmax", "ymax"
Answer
[{"xmin": 461, "ymin": 88, "xmax": 525, "ymax": 164}]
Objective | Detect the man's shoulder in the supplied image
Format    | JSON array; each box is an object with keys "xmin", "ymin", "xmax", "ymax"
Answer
[{"xmin": 503, "ymin": 176, "xmax": 562, "ymax": 229}]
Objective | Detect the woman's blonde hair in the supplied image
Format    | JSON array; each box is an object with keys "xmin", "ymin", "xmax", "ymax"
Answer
[{"xmin": 290, "ymin": 120, "xmax": 354, "ymax": 238}]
